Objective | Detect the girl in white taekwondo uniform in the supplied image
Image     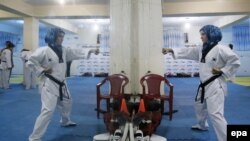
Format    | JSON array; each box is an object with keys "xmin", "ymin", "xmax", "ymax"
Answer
[
  {"xmin": 20, "ymin": 49, "xmax": 37, "ymax": 90},
  {"xmin": 28, "ymin": 28, "xmax": 99, "ymax": 141},
  {"xmin": 0, "ymin": 41, "xmax": 15, "ymax": 89},
  {"xmin": 162, "ymin": 25, "xmax": 240, "ymax": 141}
]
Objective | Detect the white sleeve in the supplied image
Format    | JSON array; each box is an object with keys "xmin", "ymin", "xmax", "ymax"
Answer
[
  {"xmin": 220, "ymin": 48, "xmax": 241, "ymax": 79},
  {"xmin": 26, "ymin": 49, "xmax": 46, "ymax": 76},
  {"xmin": 20, "ymin": 52, "xmax": 24, "ymax": 60},
  {"xmin": 173, "ymin": 46, "xmax": 200, "ymax": 61},
  {"xmin": 20, "ymin": 52, "xmax": 26, "ymax": 61},
  {"xmin": 65, "ymin": 47, "xmax": 90, "ymax": 62},
  {"xmin": 5, "ymin": 50, "xmax": 12, "ymax": 68}
]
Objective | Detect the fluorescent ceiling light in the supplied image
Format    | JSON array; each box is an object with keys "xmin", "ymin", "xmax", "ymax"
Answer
[
  {"xmin": 59, "ymin": 0, "xmax": 65, "ymax": 5},
  {"xmin": 184, "ymin": 23, "xmax": 191, "ymax": 29},
  {"xmin": 93, "ymin": 24, "xmax": 99, "ymax": 31}
]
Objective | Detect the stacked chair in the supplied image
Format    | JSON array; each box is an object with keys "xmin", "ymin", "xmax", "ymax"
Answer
[{"xmin": 94, "ymin": 73, "xmax": 174, "ymax": 141}]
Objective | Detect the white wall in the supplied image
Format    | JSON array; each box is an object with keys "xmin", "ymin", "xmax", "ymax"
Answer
[
  {"xmin": 77, "ymin": 27, "xmax": 100, "ymax": 45},
  {"xmin": 183, "ymin": 25, "xmax": 202, "ymax": 45}
]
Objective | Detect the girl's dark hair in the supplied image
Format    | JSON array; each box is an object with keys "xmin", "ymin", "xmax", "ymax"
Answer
[{"xmin": 5, "ymin": 41, "xmax": 15, "ymax": 48}]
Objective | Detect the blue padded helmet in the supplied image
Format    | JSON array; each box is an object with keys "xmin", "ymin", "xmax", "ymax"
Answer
[
  {"xmin": 200, "ymin": 25, "xmax": 222, "ymax": 45},
  {"xmin": 45, "ymin": 28, "xmax": 65, "ymax": 47}
]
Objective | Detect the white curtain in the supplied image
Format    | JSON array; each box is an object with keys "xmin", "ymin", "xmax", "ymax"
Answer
[
  {"xmin": 233, "ymin": 25, "xmax": 250, "ymax": 51},
  {"xmin": 99, "ymin": 25, "xmax": 110, "ymax": 51},
  {"xmin": 163, "ymin": 27, "xmax": 184, "ymax": 48}
]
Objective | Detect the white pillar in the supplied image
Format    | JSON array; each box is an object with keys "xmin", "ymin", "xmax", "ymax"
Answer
[
  {"xmin": 23, "ymin": 17, "xmax": 39, "ymax": 51},
  {"xmin": 110, "ymin": 0, "xmax": 164, "ymax": 94}
]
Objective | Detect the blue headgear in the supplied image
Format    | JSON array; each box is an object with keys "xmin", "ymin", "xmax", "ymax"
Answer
[
  {"xmin": 200, "ymin": 25, "xmax": 222, "ymax": 63},
  {"xmin": 45, "ymin": 28, "xmax": 65, "ymax": 47},
  {"xmin": 200, "ymin": 25, "xmax": 222, "ymax": 45},
  {"xmin": 45, "ymin": 28, "xmax": 65, "ymax": 63},
  {"xmin": 5, "ymin": 41, "xmax": 15, "ymax": 48}
]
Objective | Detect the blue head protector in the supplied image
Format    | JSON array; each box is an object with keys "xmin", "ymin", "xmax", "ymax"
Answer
[
  {"xmin": 199, "ymin": 25, "xmax": 222, "ymax": 63},
  {"xmin": 45, "ymin": 28, "xmax": 65, "ymax": 63},
  {"xmin": 200, "ymin": 25, "xmax": 222, "ymax": 46},
  {"xmin": 45, "ymin": 28, "xmax": 65, "ymax": 47}
]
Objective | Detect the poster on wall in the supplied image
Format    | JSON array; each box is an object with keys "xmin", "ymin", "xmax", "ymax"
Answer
[{"xmin": 70, "ymin": 45, "xmax": 110, "ymax": 76}]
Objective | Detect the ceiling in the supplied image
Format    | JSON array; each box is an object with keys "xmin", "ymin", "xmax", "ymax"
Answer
[
  {"xmin": 0, "ymin": 0, "xmax": 249, "ymax": 31},
  {"xmin": 163, "ymin": 16, "xmax": 222, "ymax": 26},
  {"xmin": 19, "ymin": 0, "xmax": 248, "ymax": 27},
  {"xmin": 23, "ymin": 0, "xmax": 215, "ymax": 6},
  {"xmin": 1, "ymin": 15, "xmax": 245, "ymax": 30},
  {"xmin": 23, "ymin": 0, "xmax": 110, "ymax": 6}
]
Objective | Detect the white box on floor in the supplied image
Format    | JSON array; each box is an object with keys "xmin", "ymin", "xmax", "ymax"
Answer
[{"xmin": 93, "ymin": 133, "xmax": 167, "ymax": 141}]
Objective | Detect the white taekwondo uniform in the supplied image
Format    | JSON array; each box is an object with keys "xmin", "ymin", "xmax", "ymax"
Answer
[
  {"xmin": 0, "ymin": 48, "xmax": 13, "ymax": 89},
  {"xmin": 21, "ymin": 50, "xmax": 37, "ymax": 89},
  {"xmin": 27, "ymin": 46, "xmax": 91, "ymax": 141},
  {"xmin": 173, "ymin": 44, "xmax": 240, "ymax": 141}
]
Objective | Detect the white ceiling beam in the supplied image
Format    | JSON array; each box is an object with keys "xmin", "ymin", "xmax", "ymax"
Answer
[
  {"xmin": 0, "ymin": 0, "xmax": 80, "ymax": 33},
  {"xmin": 162, "ymin": 0, "xmax": 250, "ymax": 17},
  {"xmin": 1, "ymin": 0, "xmax": 249, "ymax": 19},
  {"xmin": 0, "ymin": 0, "xmax": 34, "ymax": 16},
  {"xmin": 41, "ymin": 19, "xmax": 78, "ymax": 34},
  {"xmin": 33, "ymin": 4, "xmax": 109, "ymax": 18},
  {"xmin": 0, "ymin": 9, "xmax": 21, "ymax": 19},
  {"xmin": 0, "ymin": 0, "xmax": 250, "ymax": 32},
  {"xmin": 213, "ymin": 15, "xmax": 249, "ymax": 28},
  {"xmin": 1, "ymin": 0, "xmax": 109, "ymax": 18}
]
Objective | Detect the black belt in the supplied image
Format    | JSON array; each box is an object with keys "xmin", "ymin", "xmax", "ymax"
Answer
[
  {"xmin": 1, "ymin": 61, "xmax": 6, "ymax": 62},
  {"xmin": 196, "ymin": 73, "xmax": 222, "ymax": 103},
  {"xmin": 44, "ymin": 73, "xmax": 66, "ymax": 101}
]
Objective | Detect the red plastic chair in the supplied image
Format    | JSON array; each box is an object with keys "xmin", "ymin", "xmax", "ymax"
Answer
[
  {"xmin": 140, "ymin": 73, "xmax": 174, "ymax": 120},
  {"xmin": 96, "ymin": 74, "xmax": 129, "ymax": 118}
]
